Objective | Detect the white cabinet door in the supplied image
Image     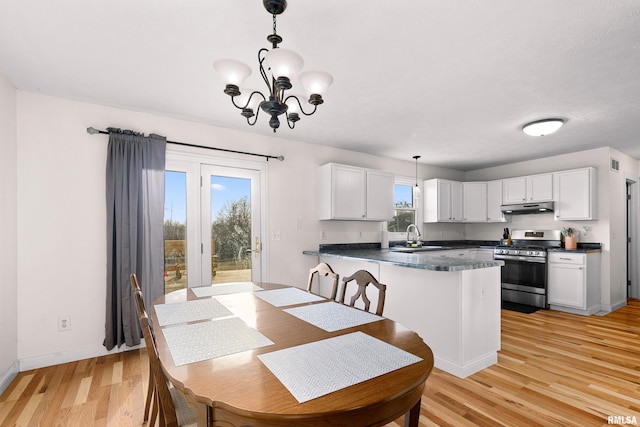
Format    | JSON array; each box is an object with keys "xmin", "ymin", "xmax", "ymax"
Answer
[
  {"xmin": 502, "ymin": 177, "xmax": 527, "ymax": 204},
  {"xmin": 554, "ymin": 167, "xmax": 597, "ymax": 220},
  {"xmin": 424, "ymin": 179, "xmax": 462, "ymax": 222},
  {"xmin": 527, "ymin": 173, "xmax": 553, "ymax": 202},
  {"xmin": 428, "ymin": 249, "xmax": 469, "ymax": 258},
  {"xmin": 469, "ymin": 249, "xmax": 495, "ymax": 261},
  {"xmin": 548, "ymin": 262, "xmax": 585, "ymax": 308},
  {"xmin": 450, "ymin": 181, "xmax": 463, "ymax": 221},
  {"xmin": 366, "ymin": 169, "xmax": 394, "ymax": 220},
  {"xmin": 437, "ymin": 180, "xmax": 453, "ymax": 221},
  {"xmin": 502, "ymin": 174, "xmax": 553, "ymax": 204},
  {"xmin": 331, "ymin": 164, "xmax": 366, "ymax": 219},
  {"xmin": 463, "ymin": 182, "xmax": 487, "ymax": 222},
  {"xmin": 486, "ymin": 180, "xmax": 505, "ymax": 222}
]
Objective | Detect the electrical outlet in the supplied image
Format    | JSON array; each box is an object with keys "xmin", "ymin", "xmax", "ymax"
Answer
[
  {"xmin": 321, "ymin": 230, "xmax": 327, "ymax": 240},
  {"xmin": 58, "ymin": 316, "xmax": 70, "ymax": 332},
  {"xmin": 272, "ymin": 231, "xmax": 281, "ymax": 241},
  {"xmin": 358, "ymin": 231, "xmax": 364, "ymax": 239}
]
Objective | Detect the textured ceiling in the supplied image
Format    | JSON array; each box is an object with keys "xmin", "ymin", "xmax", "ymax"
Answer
[{"xmin": 1, "ymin": 0, "xmax": 639, "ymax": 171}]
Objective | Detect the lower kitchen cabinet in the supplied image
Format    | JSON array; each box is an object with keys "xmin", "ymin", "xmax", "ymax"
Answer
[{"xmin": 548, "ymin": 251, "xmax": 601, "ymax": 315}]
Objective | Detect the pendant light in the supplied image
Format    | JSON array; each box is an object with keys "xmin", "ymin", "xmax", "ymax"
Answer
[{"xmin": 413, "ymin": 155, "xmax": 421, "ymax": 200}]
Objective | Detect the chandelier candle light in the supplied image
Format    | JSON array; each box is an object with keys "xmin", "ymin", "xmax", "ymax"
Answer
[{"xmin": 213, "ymin": 0, "xmax": 333, "ymax": 132}]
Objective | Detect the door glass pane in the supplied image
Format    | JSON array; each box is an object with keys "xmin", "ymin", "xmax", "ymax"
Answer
[
  {"xmin": 210, "ymin": 176, "xmax": 252, "ymax": 284},
  {"xmin": 388, "ymin": 184, "xmax": 416, "ymax": 232},
  {"xmin": 164, "ymin": 171, "xmax": 187, "ymax": 294}
]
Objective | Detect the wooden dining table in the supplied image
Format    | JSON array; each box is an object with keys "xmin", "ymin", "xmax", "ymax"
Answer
[{"xmin": 152, "ymin": 283, "xmax": 434, "ymax": 427}]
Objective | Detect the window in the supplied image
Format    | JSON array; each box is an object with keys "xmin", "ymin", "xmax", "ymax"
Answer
[{"xmin": 387, "ymin": 178, "xmax": 419, "ymax": 236}]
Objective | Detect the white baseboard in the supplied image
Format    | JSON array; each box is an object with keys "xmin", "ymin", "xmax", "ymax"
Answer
[
  {"xmin": 0, "ymin": 360, "xmax": 20, "ymax": 395},
  {"xmin": 434, "ymin": 352, "xmax": 498, "ymax": 379},
  {"xmin": 599, "ymin": 299, "xmax": 628, "ymax": 315},
  {"xmin": 19, "ymin": 343, "xmax": 143, "ymax": 372}
]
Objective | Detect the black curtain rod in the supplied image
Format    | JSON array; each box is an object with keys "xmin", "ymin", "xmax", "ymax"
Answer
[{"xmin": 86, "ymin": 127, "xmax": 284, "ymax": 161}]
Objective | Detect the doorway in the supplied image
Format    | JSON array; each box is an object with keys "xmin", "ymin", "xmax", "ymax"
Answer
[
  {"xmin": 163, "ymin": 151, "xmax": 267, "ymax": 292},
  {"xmin": 201, "ymin": 165, "xmax": 263, "ymax": 285},
  {"xmin": 627, "ymin": 177, "xmax": 639, "ymax": 299}
]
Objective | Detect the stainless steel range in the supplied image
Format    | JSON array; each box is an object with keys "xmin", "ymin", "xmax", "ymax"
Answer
[{"xmin": 493, "ymin": 230, "xmax": 562, "ymax": 308}]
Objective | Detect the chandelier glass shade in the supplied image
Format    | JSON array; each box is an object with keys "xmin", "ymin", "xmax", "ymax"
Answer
[{"xmin": 213, "ymin": 0, "xmax": 333, "ymax": 132}]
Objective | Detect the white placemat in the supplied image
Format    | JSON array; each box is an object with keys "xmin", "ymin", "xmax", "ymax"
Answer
[
  {"xmin": 154, "ymin": 298, "xmax": 233, "ymax": 326},
  {"xmin": 163, "ymin": 317, "xmax": 274, "ymax": 366},
  {"xmin": 284, "ymin": 302, "xmax": 383, "ymax": 332},
  {"xmin": 254, "ymin": 287, "xmax": 325, "ymax": 307},
  {"xmin": 191, "ymin": 282, "xmax": 263, "ymax": 298},
  {"xmin": 258, "ymin": 331, "xmax": 423, "ymax": 403}
]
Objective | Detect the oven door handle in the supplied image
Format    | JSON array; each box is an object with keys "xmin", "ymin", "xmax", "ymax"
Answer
[{"xmin": 493, "ymin": 254, "xmax": 546, "ymax": 263}]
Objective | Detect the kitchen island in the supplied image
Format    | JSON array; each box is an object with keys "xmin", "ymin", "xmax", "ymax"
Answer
[{"xmin": 303, "ymin": 245, "xmax": 504, "ymax": 378}]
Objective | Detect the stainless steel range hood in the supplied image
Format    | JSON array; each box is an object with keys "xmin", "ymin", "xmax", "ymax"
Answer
[{"xmin": 500, "ymin": 201, "xmax": 554, "ymax": 215}]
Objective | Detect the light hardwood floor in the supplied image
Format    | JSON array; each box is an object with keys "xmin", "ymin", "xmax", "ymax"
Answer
[{"xmin": 2, "ymin": 300, "xmax": 639, "ymax": 427}]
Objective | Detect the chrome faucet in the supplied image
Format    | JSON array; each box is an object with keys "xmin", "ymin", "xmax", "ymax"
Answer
[{"xmin": 406, "ymin": 224, "xmax": 422, "ymax": 245}]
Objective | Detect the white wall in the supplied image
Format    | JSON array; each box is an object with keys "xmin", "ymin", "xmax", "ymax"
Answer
[
  {"xmin": 13, "ymin": 89, "xmax": 639, "ymax": 369},
  {"xmin": 15, "ymin": 91, "xmax": 463, "ymax": 368},
  {"xmin": 0, "ymin": 73, "xmax": 18, "ymax": 391},
  {"xmin": 464, "ymin": 147, "xmax": 639, "ymax": 311}
]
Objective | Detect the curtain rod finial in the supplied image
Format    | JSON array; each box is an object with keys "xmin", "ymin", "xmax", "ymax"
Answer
[
  {"xmin": 276, "ymin": 155, "xmax": 285, "ymax": 161},
  {"xmin": 87, "ymin": 127, "xmax": 100, "ymax": 135}
]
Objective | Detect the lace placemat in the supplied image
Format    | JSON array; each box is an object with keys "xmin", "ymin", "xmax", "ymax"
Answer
[
  {"xmin": 191, "ymin": 282, "xmax": 263, "ymax": 298},
  {"xmin": 154, "ymin": 298, "xmax": 233, "ymax": 326},
  {"xmin": 284, "ymin": 302, "xmax": 383, "ymax": 332},
  {"xmin": 163, "ymin": 317, "xmax": 274, "ymax": 366},
  {"xmin": 258, "ymin": 331, "xmax": 422, "ymax": 403},
  {"xmin": 254, "ymin": 287, "xmax": 325, "ymax": 307}
]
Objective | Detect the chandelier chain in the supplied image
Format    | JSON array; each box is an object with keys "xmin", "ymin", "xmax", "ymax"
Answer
[{"xmin": 272, "ymin": 14, "xmax": 277, "ymax": 36}]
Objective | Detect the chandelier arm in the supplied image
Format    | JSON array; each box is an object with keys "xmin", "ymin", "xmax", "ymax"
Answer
[
  {"xmin": 246, "ymin": 107, "xmax": 261, "ymax": 126},
  {"xmin": 257, "ymin": 48, "xmax": 273, "ymax": 96},
  {"xmin": 283, "ymin": 95, "xmax": 319, "ymax": 117},
  {"xmin": 230, "ymin": 91, "xmax": 267, "ymax": 110}
]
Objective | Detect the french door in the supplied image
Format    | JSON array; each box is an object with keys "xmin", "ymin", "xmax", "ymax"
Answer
[
  {"xmin": 164, "ymin": 151, "xmax": 265, "ymax": 292},
  {"xmin": 200, "ymin": 164, "xmax": 263, "ymax": 285}
]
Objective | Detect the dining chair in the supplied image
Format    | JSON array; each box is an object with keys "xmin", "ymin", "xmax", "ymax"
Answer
[
  {"xmin": 307, "ymin": 262, "xmax": 339, "ymax": 300},
  {"xmin": 131, "ymin": 276, "xmax": 197, "ymax": 427},
  {"xmin": 129, "ymin": 274, "xmax": 156, "ymax": 425},
  {"xmin": 339, "ymin": 269, "xmax": 387, "ymax": 316}
]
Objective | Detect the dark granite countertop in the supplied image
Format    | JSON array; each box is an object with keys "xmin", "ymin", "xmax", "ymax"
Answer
[{"xmin": 303, "ymin": 245, "xmax": 504, "ymax": 272}]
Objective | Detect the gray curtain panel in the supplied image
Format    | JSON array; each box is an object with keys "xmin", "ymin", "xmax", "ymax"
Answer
[{"xmin": 104, "ymin": 128, "xmax": 166, "ymax": 350}]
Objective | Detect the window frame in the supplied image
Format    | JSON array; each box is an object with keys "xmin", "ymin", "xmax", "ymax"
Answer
[{"xmin": 387, "ymin": 175, "xmax": 422, "ymax": 242}]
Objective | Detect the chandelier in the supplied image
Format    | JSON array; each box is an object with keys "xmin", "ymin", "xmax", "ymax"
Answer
[{"xmin": 213, "ymin": 0, "xmax": 333, "ymax": 132}]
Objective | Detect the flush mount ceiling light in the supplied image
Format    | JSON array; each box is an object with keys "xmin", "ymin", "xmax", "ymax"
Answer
[
  {"xmin": 213, "ymin": 0, "xmax": 333, "ymax": 132},
  {"xmin": 522, "ymin": 118, "xmax": 565, "ymax": 136}
]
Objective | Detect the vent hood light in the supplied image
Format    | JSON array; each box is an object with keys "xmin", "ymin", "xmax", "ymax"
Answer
[{"xmin": 522, "ymin": 118, "xmax": 565, "ymax": 136}]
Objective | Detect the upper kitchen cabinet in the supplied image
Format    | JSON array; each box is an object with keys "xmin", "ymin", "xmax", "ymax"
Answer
[
  {"xmin": 502, "ymin": 173, "xmax": 553, "ymax": 204},
  {"xmin": 318, "ymin": 163, "xmax": 394, "ymax": 221},
  {"xmin": 553, "ymin": 167, "xmax": 597, "ymax": 220},
  {"xmin": 424, "ymin": 179, "xmax": 463, "ymax": 222},
  {"xmin": 463, "ymin": 182, "xmax": 487, "ymax": 222},
  {"xmin": 487, "ymin": 180, "xmax": 506, "ymax": 222}
]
